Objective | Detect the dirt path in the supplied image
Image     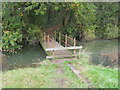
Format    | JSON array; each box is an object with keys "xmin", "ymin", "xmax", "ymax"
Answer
[
  {"xmin": 43, "ymin": 24, "xmax": 93, "ymax": 88},
  {"xmin": 43, "ymin": 24, "xmax": 73, "ymax": 87},
  {"xmin": 52, "ymin": 58, "xmax": 74, "ymax": 64},
  {"xmin": 44, "ymin": 24, "xmax": 63, "ymax": 35},
  {"xmin": 51, "ymin": 58, "xmax": 95, "ymax": 88},
  {"xmin": 42, "ymin": 24, "xmax": 72, "ymax": 57},
  {"xmin": 53, "ymin": 65, "xmax": 68, "ymax": 88}
]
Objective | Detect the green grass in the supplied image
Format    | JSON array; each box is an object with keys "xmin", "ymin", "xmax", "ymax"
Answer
[
  {"xmin": 85, "ymin": 65, "xmax": 118, "ymax": 88},
  {"xmin": 63, "ymin": 59, "xmax": 118, "ymax": 88},
  {"xmin": 62, "ymin": 64, "xmax": 88, "ymax": 88},
  {"xmin": 0, "ymin": 71, "xmax": 2, "ymax": 89},
  {"xmin": 62, "ymin": 52, "xmax": 118, "ymax": 88},
  {"xmin": 3, "ymin": 61, "xmax": 59, "ymax": 88},
  {"xmin": 2, "ymin": 60, "xmax": 87, "ymax": 88},
  {"xmin": 2, "ymin": 53, "xmax": 118, "ymax": 88}
]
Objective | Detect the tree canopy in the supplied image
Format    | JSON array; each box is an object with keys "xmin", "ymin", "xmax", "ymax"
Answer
[{"xmin": 1, "ymin": 2, "xmax": 119, "ymax": 53}]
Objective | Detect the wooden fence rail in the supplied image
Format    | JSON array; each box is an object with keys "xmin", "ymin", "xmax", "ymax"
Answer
[
  {"xmin": 46, "ymin": 46, "xmax": 82, "ymax": 59},
  {"xmin": 52, "ymin": 31, "xmax": 77, "ymax": 47},
  {"xmin": 42, "ymin": 31, "xmax": 82, "ymax": 59},
  {"xmin": 46, "ymin": 46, "xmax": 82, "ymax": 51},
  {"xmin": 43, "ymin": 31, "xmax": 77, "ymax": 48}
]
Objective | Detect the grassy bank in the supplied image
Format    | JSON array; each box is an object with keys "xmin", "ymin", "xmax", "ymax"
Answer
[{"xmin": 2, "ymin": 53, "xmax": 118, "ymax": 88}]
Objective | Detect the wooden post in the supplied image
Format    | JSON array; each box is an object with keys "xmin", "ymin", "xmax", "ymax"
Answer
[
  {"xmin": 52, "ymin": 37, "xmax": 55, "ymax": 56},
  {"xmin": 59, "ymin": 32, "xmax": 61, "ymax": 44},
  {"xmin": 53, "ymin": 37, "xmax": 55, "ymax": 48},
  {"xmin": 42, "ymin": 32, "xmax": 44, "ymax": 42},
  {"xmin": 52, "ymin": 50, "xmax": 55, "ymax": 56},
  {"xmin": 74, "ymin": 37, "xmax": 76, "ymax": 57},
  {"xmin": 44, "ymin": 32, "xmax": 46, "ymax": 42},
  {"xmin": 55, "ymin": 31, "xmax": 56, "ymax": 41},
  {"xmin": 65, "ymin": 34, "xmax": 67, "ymax": 47},
  {"xmin": 47, "ymin": 35, "xmax": 48, "ymax": 42},
  {"xmin": 47, "ymin": 35, "xmax": 50, "ymax": 42}
]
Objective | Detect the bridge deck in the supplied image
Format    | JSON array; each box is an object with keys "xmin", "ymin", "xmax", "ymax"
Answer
[{"xmin": 42, "ymin": 40, "xmax": 72, "ymax": 57}]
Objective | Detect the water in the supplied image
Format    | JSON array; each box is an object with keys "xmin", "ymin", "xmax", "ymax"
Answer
[
  {"xmin": 79, "ymin": 39, "xmax": 118, "ymax": 67},
  {"xmin": 2, "ymin": 39, "xmax": 118, "ymax": 70},
  {"xmin": 3, "ymin": 44, "xmax": 47, "ymax": 70}
]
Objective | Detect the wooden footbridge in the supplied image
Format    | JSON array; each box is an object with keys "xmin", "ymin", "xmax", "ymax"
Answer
[{"xmin": 40, "ymin": 31, "xmax": 82, "ymax": 59}]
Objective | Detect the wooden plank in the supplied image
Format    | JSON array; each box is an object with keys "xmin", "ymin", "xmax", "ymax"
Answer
[
  {"xmin": 46, "ymin": 55, "xmax": 77, "ymax": 59},
  {"xmin": 46, "ymin": 46, "xmax": 82, "ymax": 51},
  {"xmin": 68, "ymin": 64, "xmax": 95, "ymax": 88}
]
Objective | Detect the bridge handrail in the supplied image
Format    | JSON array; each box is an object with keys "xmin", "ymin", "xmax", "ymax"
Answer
[
  {"xmin": 46, "ymin": 46, "xmax": 82, "ymax": 51},
  {"xmin": 42, "ymin": 31, "xmax": 82, "ymax": 59}
]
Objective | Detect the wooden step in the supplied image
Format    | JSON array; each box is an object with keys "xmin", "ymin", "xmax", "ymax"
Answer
[{"xmin": 46, "ymin": 55, "xmax": 77, "ymax": 59}]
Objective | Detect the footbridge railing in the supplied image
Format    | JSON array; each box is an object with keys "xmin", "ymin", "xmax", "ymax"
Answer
[{"xmin": 41, "ymin": 31, "xmax": 82, "ymax": 59}]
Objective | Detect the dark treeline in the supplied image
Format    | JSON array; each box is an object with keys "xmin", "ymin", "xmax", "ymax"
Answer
[{"xmin": 1, "ymin": 2, "xmax": 119, "ymax": 53}]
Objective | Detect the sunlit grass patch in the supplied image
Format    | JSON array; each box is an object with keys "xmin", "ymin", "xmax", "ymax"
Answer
[{"xmin": 83, "ymin": 65, "xmax": 118, "ymax": 88}]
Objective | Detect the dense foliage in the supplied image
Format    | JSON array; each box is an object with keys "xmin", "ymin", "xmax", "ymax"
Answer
[
  {"xmin": 1, "ymin": 2, "xmax": 119, "ymax": 53},
  {"xmin": 95, "ymin": 3, "xmax": 118, "ymax": 39},
  {"xmin": 2, "ymin": 3, "xmax": 23, "ymax": 52}
]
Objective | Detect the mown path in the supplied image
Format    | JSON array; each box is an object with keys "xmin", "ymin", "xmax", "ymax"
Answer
[{"xmin": 54, "ymin": 66, "xmax": 67, "ymax": 88}]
